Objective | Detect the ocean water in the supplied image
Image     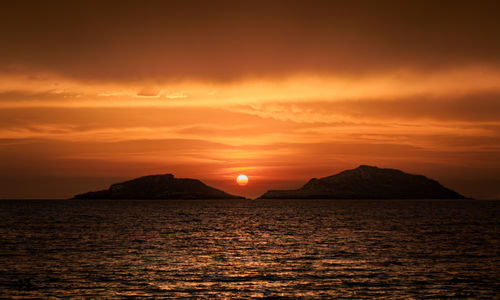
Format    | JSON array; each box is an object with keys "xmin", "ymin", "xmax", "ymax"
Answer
[{"xmin": 0, "ymin": 199, "xmax": 498, "ymax": 298}]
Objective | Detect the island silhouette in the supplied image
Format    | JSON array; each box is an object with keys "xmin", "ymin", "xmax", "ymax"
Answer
[
  {"xmin": 72, "ymin": 165, "xmax": 466, "ymax": 200},
  {"xmin": 72, "ymin": 174, "xmax": 245, "ymax": 200},
  {"xmin": 258, "ymin": 165, "xmax": 466, "ymax": 199}
]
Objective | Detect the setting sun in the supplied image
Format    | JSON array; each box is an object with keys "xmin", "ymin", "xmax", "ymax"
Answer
[
  {"xmin": 236, "ymin": 174, "xmax": 249, "ymax": 186},
  {"xmin": 0, "ymin": 2, "xmax": 498, "ymax": 299}
]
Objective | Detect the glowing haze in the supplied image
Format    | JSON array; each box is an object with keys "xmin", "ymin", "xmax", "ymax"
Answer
[{"xmin": 1, "ymin": 1, "xmax": 499, "ymax": 199}]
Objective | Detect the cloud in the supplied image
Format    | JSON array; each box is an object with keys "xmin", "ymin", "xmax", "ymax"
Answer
[
  {"xmin": 1, "ymin": 1, "xmax": 500, "ymax": 199},
  {"xmin": 229, "ymin": 92, "xmax": 500, "ymax": 123},
  {"xmin": 1, "ymin": 1, "xmax": 500, "ymax": 82},
  {"xmin": 165, "ymin": 91, "xmax": 187, "ymax": 99},
  {"xmin": 1, "ymin": 68, "xmax": 500, "ymax": 109}
]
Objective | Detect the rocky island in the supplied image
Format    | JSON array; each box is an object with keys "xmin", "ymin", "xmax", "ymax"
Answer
[
  {"xmin": 258, "ymin": 165, "xmax": 466, "ymax": 199},
  {"xmin": 72, "ymin": 174, "xmax": 245, "ymax": 200}
]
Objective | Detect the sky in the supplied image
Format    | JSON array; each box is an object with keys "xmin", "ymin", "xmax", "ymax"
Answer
[{"xmin": 1, "ymin": 0, "xmax": 500, "ymax": 199}]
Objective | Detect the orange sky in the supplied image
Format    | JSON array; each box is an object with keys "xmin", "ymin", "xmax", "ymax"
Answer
[{"xmin": 1, "ymin": 1, "xmax": 500, "ymax": 199}]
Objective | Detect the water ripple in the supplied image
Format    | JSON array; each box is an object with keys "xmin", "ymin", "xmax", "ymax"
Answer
[{"xmin": 0, "ymin": 199, "xmax": 498, "ymax": 298}]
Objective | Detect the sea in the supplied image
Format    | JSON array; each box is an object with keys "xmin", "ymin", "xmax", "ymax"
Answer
[{"xmin": 0, "ymin": 199, "xmax": 498, "ymax": 298}]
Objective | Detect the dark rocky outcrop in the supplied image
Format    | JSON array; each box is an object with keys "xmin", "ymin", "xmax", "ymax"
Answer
[
  {"xmin": 72, "ymin": 174, "xmax": 245, "ymax": 200},
  {"xmin": 258, "ymin": 165, "xmax": 466, "ymax": 199}
]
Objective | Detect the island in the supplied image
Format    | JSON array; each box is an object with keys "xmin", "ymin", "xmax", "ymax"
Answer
[
  {"xmin": 258, "ymin": 165, "xmax": 466, "ymax": 199},
  {"xmin": 72, "ymin": 174, "xmax": 245, "ymax": 200}
]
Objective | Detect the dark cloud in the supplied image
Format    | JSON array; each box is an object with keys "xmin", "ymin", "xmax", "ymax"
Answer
[{"xmin": 1, "ymin": 0, "xmax": 499, "ymax": 81}]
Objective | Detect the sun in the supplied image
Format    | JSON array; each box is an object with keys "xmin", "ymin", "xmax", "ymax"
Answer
[{"xmin": 236, "ymin": 174, "xmax": 248, "ymax": 186}]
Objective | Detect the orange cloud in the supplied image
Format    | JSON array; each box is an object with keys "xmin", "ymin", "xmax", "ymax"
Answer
[{"xmin": 1, "ymin": 1, "xmax": 500, "ymax": 199}]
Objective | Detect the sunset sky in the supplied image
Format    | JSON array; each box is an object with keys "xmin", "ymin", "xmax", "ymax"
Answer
[{"xmin": 1, "ymin": 1, "xmax": 499, "ymax": 199}]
